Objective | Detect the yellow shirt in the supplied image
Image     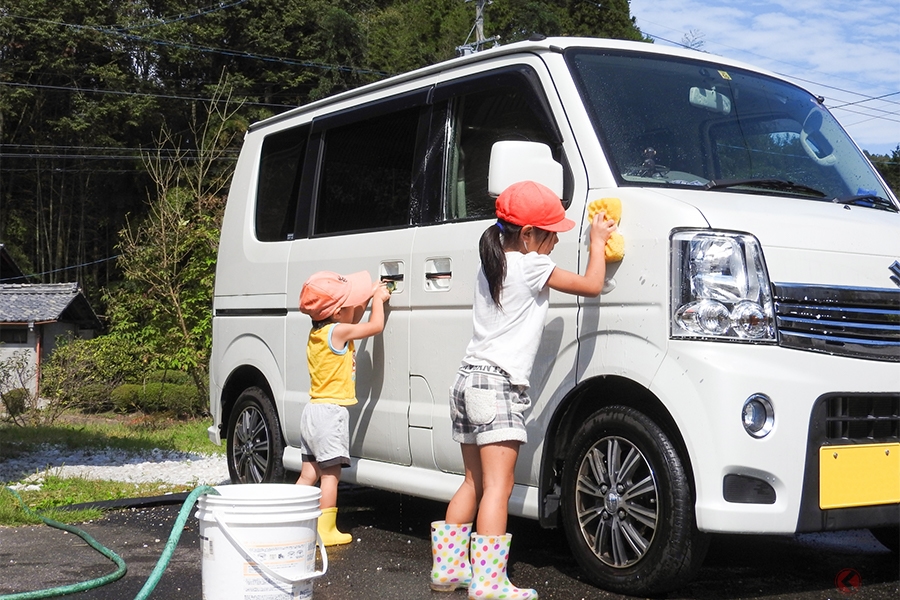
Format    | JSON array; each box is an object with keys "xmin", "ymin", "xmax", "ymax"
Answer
[{"xmin": 307, "ymin": 323, "xmax": 357, "ymax": 406}]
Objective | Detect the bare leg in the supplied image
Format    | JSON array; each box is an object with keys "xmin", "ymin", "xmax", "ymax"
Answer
[
  {"xmin": 318, "ymin": 465, "xmax": 342, "ymax": 509},
  {"xmin": 296, "ymin": 461, "xmax": 320, "ymax": 486},
  {"xmin": 445, "ymin": 443, "xmax": 482, "ymax": 524},
  {"xmin": 475, "ymin": 441, "xmax": 520, "ymax": 535}
]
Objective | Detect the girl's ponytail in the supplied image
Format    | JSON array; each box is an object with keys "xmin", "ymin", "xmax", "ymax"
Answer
[{"xmin": 479, "ymin": 220, "xmax": 520, "ymax": 307}]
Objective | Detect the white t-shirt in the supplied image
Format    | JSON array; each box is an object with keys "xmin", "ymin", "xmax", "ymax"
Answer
[{"xmin": 462, "ymin": 251, "xmax": 556, "ymax": 386}]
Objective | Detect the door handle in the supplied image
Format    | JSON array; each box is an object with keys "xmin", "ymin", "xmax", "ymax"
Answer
[
  {"xmin": 424, "ymin": 258, "xmax": 452, "ymax": 291},
  {"xmin": 380, "ymin": 262, "xmax": 405, "ymax": 293}
]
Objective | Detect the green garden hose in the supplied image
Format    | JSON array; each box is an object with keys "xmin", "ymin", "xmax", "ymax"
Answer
[{"xmin": 1, "ymin": 485, "xmax": 220, "ymax": 600}]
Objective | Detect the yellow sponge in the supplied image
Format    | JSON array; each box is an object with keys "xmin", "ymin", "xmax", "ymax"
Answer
[{"xmin": 587, "ymin": 198, "xmax": 625, "ymax": 262}]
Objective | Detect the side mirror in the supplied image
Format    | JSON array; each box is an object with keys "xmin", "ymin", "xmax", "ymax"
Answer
[{"xmin": 488, "ymin": 141, "xmax": 563, "ymax": 197}]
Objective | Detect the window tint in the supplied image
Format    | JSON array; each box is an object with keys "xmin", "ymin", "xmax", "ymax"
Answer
[
  {"xmin": 255, "ymin": 125, "xmax": 309, "ymax": 242},
  {"xmin": 439, "ymin": 72, "xmax": 561, "ymax": 222},
  {"xmin": 315, "ymin": 107, "xmax": 420, "ymax": 235}
]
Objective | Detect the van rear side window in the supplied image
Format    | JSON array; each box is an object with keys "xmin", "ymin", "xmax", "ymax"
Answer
[
  {"xmin": 255, "ymin": 125, "xmax": 309, "ymax": 242},
  {"xmin": 315, "ymin": 106, "xmax": 420, "ymax": 235}
]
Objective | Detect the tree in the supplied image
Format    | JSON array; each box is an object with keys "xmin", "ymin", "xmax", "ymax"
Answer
[
  {"xmin": 865, "ymin": 146, "xmax": 900, "ymax": 197},
  {"xmin": 0, "ymin": 0, "xmax": 160, "ymax": 296},
  {"xmin": 105, "ymin": 80, "xmax": 243, "ymax": 395}
]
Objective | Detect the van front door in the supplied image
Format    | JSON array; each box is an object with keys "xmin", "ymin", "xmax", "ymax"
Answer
[{"xmin": 408, "ymin": 63, "xmax": 577, "ymax": 478}]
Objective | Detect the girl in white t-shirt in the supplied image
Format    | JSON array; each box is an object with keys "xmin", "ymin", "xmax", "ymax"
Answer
[{"xmin": 429, "ymin": 181, "xmax": 617, "ymax": 599}]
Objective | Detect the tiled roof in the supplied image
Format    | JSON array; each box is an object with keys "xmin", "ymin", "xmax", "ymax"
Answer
[{"xmin": 0, "ymin": 283, "xmax": 101, "ymax": 328}]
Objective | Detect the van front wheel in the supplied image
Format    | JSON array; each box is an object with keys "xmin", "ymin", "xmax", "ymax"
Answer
[
  {"xmin": 226, "ymin": 387, "xmax": 285, "ymax": 483},
  {"xmin": 560, "ymin": 406, "xmax": 707, "ymax": 595}
]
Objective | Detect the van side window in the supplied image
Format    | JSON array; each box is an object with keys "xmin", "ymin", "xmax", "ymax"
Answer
[
  {"xmin": 432, "ymin": 69, "xmax": 562, "ymax": 222},
  {"xmin": 315, "ymin": 106, "xmax": 420, "ymax": 235},
  {"xmin": 255, "ymin": 125, "xmax": 310, "ymax": 242}
]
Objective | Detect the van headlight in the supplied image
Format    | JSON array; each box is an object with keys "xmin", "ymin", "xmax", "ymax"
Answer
[{"xmin": 670, "ymin": 230, "xmax": 776, "ymax": 341}]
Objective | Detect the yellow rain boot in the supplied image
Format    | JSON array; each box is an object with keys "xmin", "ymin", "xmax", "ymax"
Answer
[{"xmin": 317, "ymin": 507, "xmax": 352, "ymax": 546}]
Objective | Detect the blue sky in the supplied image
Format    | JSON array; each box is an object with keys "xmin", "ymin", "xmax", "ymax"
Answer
[{"xmin": 628, "ymin": 0, "xmax": 900, "ymax": 155}]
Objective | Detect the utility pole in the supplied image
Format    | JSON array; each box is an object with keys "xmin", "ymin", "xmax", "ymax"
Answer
[{"xmin": 456, "ymin": 0, "xmax": 500, "ymax": 56}]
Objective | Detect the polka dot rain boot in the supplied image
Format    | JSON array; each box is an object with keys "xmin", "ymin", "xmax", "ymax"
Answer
[
  {"xmin": 430, "ymin": 521, "xmax": 473, "ymax": 592},
  {"xmin": 468, "ymin": 534, "xmax": 537, "ymax": 599}
]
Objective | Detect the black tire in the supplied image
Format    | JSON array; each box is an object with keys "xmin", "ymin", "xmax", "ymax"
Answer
[
  {"xmin": 225, "ymin": 386, "xmax": 286, "ymax": 483},
  {"xmin": 560, "ymin": 406, "xmax": 708, "ymax": 596},
  {"xmin": 870, "ymin": 526, "xmax": 900, "ymax": 553}
]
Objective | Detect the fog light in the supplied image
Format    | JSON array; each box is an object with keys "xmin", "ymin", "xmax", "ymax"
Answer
[
  {"xmin": 674, "ymin": 299, "xmax": 731, "ymax": 335},
  {"xmin": 742, "ymin": 394, "xmax": 774, "ymax": 438},
  {"xmin": 731, "ymin": 301, "xmax": 770, "ymax": 339}
]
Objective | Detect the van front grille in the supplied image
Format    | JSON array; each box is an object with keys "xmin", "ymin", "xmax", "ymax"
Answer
[
  {"xmin": 825, "ymin": 394, "xmax": 900, "ymax": 441},
  {"xmin": 773, "ymin": 283, "xmax": 900, "ymax": 362}
]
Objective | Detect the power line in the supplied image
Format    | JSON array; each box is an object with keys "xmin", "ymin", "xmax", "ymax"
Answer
[
  {"xmin": 6, "ymin": 14, "xmax": 393, "ymax": 78},
  {"xmin": 115, "ymin": 0, "xmax": 250, "ymax": 31},
  {"xmin": 0, "ymin": 255, "xmax": 121, "ymax": 283},
  {"xmin": 830, "ymin": 92, "xmax": 900, "ymax": 110},
  {"xmin": 0, "ymin": 81, "xmax": 287, "ymax": 109}
]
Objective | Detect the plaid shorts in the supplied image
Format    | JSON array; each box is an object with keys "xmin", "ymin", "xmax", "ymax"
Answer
[{"xmin": 449, "ymin": 364, "xmax": 531, "ymax": 445}]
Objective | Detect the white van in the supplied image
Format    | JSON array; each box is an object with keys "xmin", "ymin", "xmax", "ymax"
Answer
[{"xmin": 209, "ymin": 37, "xmax": 900, "ymax": 594}]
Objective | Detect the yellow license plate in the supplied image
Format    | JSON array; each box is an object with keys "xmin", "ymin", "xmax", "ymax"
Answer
[{"xmin": 820, "ymin": 443, "xmax": 900, "ymax": 509}]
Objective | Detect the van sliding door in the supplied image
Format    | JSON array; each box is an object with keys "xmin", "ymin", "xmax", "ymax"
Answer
[{"xmin": 284, "ymin": 90, "xmax": 430, "ymax": 467}]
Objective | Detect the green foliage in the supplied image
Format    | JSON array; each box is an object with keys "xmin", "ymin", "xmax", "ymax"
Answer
[
  {"xmin": 2, "ymin": 387, "xmax": 29, "ymax": 417},
  {"xmin": 40, "ymin": 336, "xmax": 144, "ymax": 412},
  {"xmin": 0, "ymin": 414, "xmax": 223, "ymax": 455},
  {"xmin": 110, "ymin": 382, "xmax": 204, "ymax": 417},
  {"xmin": 0, "ymin": 348, "xmax": 65, "ymax": 426},
  {"xmin": 146, "ymin": 370, "xmax": 193, "ymax": 385},
  {"xmin": 865, "ymin": 146, "xmax": 900, "ymax": 197}
]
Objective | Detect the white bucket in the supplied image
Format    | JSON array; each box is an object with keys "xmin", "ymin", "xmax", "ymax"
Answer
[{"xmin": 196, "ymin": 484, "xmax": 328, "ymax": 600}]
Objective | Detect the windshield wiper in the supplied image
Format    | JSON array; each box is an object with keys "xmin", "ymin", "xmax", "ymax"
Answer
[
  {"xmin": 832, "ymin": 194, "xmax": 899, "ymax": 213},
  {"xmin": 704, "ymin": 178, "xmax": 828, "ymax": 197}
]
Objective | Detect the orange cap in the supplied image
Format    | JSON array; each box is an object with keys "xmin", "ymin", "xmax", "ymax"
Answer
[
  {"xmin": 495, "ymin": 180, "xmax": 575, "ymax": 232},
  {"xmin": 299, "ymin": 271, "xmax": 373, "ymax": 321}
]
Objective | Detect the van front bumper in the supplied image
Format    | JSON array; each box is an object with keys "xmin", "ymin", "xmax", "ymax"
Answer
[{"xmin": 654, "ymin": 341, "xmax": 899, "ymax": 534}]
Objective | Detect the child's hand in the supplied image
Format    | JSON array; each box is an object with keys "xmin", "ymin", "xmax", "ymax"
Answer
[
  {"xmin": 372, "ymin": 281, "xmax": 391, "ymax": 303},
  {"xmin": 589, "ymin": 210, "xmax": 618, "ymax": 246}
]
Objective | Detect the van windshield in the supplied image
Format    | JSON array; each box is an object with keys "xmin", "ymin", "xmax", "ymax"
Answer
[{"xmin": 566, "ymin": 49, "xmax": 894, "ymax": 209}]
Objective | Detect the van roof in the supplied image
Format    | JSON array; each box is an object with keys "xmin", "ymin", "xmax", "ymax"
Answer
[{"xmin": 250, "ymin": 36, "xmax": 792, "ymax": 132}]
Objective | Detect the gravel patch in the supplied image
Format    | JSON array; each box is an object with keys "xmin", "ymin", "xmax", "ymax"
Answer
[{"xmin": 1, "ymin": 444, "xmax": 230, "ymax": 489}]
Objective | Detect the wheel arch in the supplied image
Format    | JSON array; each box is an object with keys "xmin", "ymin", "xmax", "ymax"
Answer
[
  {"xmin": 539, "ymin": 375, "xmax": 695, "ymax": 527},
  {"xmin": 219, "ymin": 365, "xmax": 278, "ymax": 442}
]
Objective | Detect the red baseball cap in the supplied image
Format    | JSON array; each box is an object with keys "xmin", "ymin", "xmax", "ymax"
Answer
[
  {"xmin": 299, "ymin": 270, "xmax": 373, "ymax": 321},
  {"xmin": 495, "ymin": 180, "xmax": 575, "ymax": 233}
]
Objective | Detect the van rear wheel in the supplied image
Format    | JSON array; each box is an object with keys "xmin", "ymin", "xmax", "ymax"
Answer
[
  {"xmin": 226, "ymin": 387, "xmax": 285, "ymax": 483},
  {"xmin": 560, "ymin": 406, "xmax": 708, "ymax": 595}
]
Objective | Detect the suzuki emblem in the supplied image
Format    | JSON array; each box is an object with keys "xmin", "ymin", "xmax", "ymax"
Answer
[{"xmin": 891, "ymin": 260, "xmax": 900, "ymax": 287}]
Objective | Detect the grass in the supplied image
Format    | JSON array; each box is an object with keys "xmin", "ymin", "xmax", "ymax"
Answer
[{"xmin": 0, "ymin": 412, "xmax": 224, "ymax": 527}]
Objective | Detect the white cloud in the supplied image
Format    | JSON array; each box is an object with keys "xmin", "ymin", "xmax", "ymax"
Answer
[{"xmin": 629, "ymin": 0, "xmax": 900, "ymax": 153}]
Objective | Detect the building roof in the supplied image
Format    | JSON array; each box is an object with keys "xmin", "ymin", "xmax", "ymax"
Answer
[
  {"xmin": 0, "ymin": 283, "xmax": 102, "ymax": 329},
  {"xmin": 0, "ymin": 244, "xmax": 30, "ymax": 284}
]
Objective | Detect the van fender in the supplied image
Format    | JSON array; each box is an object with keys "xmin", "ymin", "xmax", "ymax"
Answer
[
  {"xmin": 538, "ymin": 331, "xmax": 709, "ymax": 527},
  {"xmin": 218, "ymin": 332, "xmax": 285, "ymax": 417}
]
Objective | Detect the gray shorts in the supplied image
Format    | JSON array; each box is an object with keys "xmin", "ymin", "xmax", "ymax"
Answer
[
  {"xmin": 449, "ymin": 365, "xmax": 531, "ymax": 445},
  {"xmin": 299, "ymin": 402, "xmax": 351, "ymax": 469}
]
